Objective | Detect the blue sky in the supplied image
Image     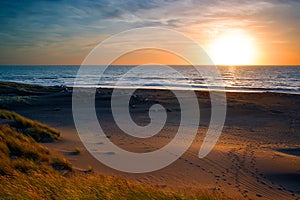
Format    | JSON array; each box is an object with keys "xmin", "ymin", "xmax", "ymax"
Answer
[{"xmin": 0, "ymin": 0, "xmax": 300, "ymax": 65}]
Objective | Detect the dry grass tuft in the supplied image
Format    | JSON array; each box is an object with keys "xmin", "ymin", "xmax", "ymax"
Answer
[
  {"xmin": 0, "ymin": 111, "xmax": 224, "ymax": 200},
  {"xmin": 0, "ymin": 110, "xmax": 60, "ymax": 142}
]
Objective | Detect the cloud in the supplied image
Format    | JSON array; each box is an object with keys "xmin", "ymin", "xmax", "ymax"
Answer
[{"xmin": 0, "ymin": 0, "xmax": 300, "ymax": 64}]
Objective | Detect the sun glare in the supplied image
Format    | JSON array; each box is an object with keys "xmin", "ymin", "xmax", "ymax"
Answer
[{"xmin": 208, "ymin": 31, "xmax": 256, "ymax": 65}]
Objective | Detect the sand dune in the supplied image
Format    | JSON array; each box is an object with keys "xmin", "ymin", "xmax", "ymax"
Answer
[{"xmin": 2, "ymin": 84, "xmax": 299, "ymax": 199}]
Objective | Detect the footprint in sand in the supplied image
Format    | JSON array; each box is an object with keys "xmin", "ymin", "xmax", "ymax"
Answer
[{"xmin": 256, "ymin": 194, "xmax": 263, "ymax": 198}]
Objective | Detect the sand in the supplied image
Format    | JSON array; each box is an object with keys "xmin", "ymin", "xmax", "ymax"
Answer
[{"xmin": 2, "ymin": 83, "xmax": 300, "ymax": 200}]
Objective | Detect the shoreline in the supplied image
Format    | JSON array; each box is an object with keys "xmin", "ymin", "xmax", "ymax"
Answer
[{"xmin": 1, "ymin": 80, "xmax": 300, "ymax": 96}]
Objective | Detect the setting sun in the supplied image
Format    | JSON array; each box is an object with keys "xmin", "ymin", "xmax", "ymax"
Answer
[{"xmin": 208, "ymin": 31, "xmax": 256, "ymax": 65}]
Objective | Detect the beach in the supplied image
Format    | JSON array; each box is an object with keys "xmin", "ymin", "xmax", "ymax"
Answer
[
  {"xmin": 2, "ymin": 0, "xmax": 300, "ymax": 199},
  {"xmin": 1, "ymin": 82, "xmax": 299, "ymax": 199}
]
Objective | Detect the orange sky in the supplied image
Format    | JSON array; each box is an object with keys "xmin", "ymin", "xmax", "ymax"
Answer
[{"xmin": 1, "ymin": 1, "xmax": 300, "ymax": 65}]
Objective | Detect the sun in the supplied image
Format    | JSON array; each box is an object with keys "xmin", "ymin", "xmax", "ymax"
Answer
[{"xmin": 208, "ymin": 31, "xmax": 256, "ymax": 65}]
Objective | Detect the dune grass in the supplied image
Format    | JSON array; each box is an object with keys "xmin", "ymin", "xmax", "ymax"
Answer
[
  {"xmin": 0, "ymin": 96, "xmax": 33, "ymax": 108},
  {"xmin": 0, "ymin": 125, "xmax": 222, "ymax": 200},
  {"xmin": 73, "ymin": 148, "xmax": 81, "ymax": 155},
  {"xmin": 0, "ymin": 172, "xmax": 221, "ymax": 200},
  {"xmin": 0, "ymin": 81, "xmax": 65, "ymax": 109},
  {"xmin": 0, "ymin": 111, "xmax": 223, "ymax": 200},
  {"xmin": 0, "ymin": 125, "xmax": 70, "ymax": 176},
  {"xmin": 0, "ymin": 110, "xmax": 60, "ymax": 142},
  {"xmin": 0, "ymin": 81, "xmax": 61, "ymax": 95}
]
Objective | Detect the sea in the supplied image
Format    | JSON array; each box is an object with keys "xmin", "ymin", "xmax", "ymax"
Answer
[{"xmin": 0, "ymin": 65, "xmax": 299, "ymax": 94}]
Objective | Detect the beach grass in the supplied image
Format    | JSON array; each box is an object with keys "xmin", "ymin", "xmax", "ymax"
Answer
[
  {"xmin": 0, "ymin": 96, "xmax": 33, "ymax": 108},
  {"xmin": 0, "ymin": 171, "xmax": 220, "ymax": 200},
  {"xmin": 73, "ymin": 148, "xmax": 81, "ymax": 155},
  {"xmin": 0, "ymin": 81, "xmax": 61, "ymax": 95},
  {"xmin": 0, "ymin": 125, "xmax": 69, "ymax": 176},
  {"xmin": 0, "ymin": 110, "xmax": 60, "ymax": 142},
  {"xmin": 0, "ymin": 81, "xmax": 64, "ymax": 109},
  {"xmin": 0, "ymin": 112, "xmax": 222, "ymax": 200}
]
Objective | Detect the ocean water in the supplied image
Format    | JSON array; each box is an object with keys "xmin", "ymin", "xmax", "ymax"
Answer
[{"xmin": 0, "ymin": 65, "xmax": 299, "ymax": 94}]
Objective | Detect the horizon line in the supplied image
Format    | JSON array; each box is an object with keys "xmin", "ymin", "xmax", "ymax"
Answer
[{"xmin": 1, "ymin": 64, "xmax": 300, "ymax": 67}]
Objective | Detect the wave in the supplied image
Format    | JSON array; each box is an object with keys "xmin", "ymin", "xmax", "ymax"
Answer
[{"xmin": 0, "ymin": 65, "xmax": 299, "ymax": 95}]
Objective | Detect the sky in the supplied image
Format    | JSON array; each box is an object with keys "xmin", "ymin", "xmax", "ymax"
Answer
[{"xmin": 0, "ymin": 0, "xmax": 300, "ymax": 65}]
